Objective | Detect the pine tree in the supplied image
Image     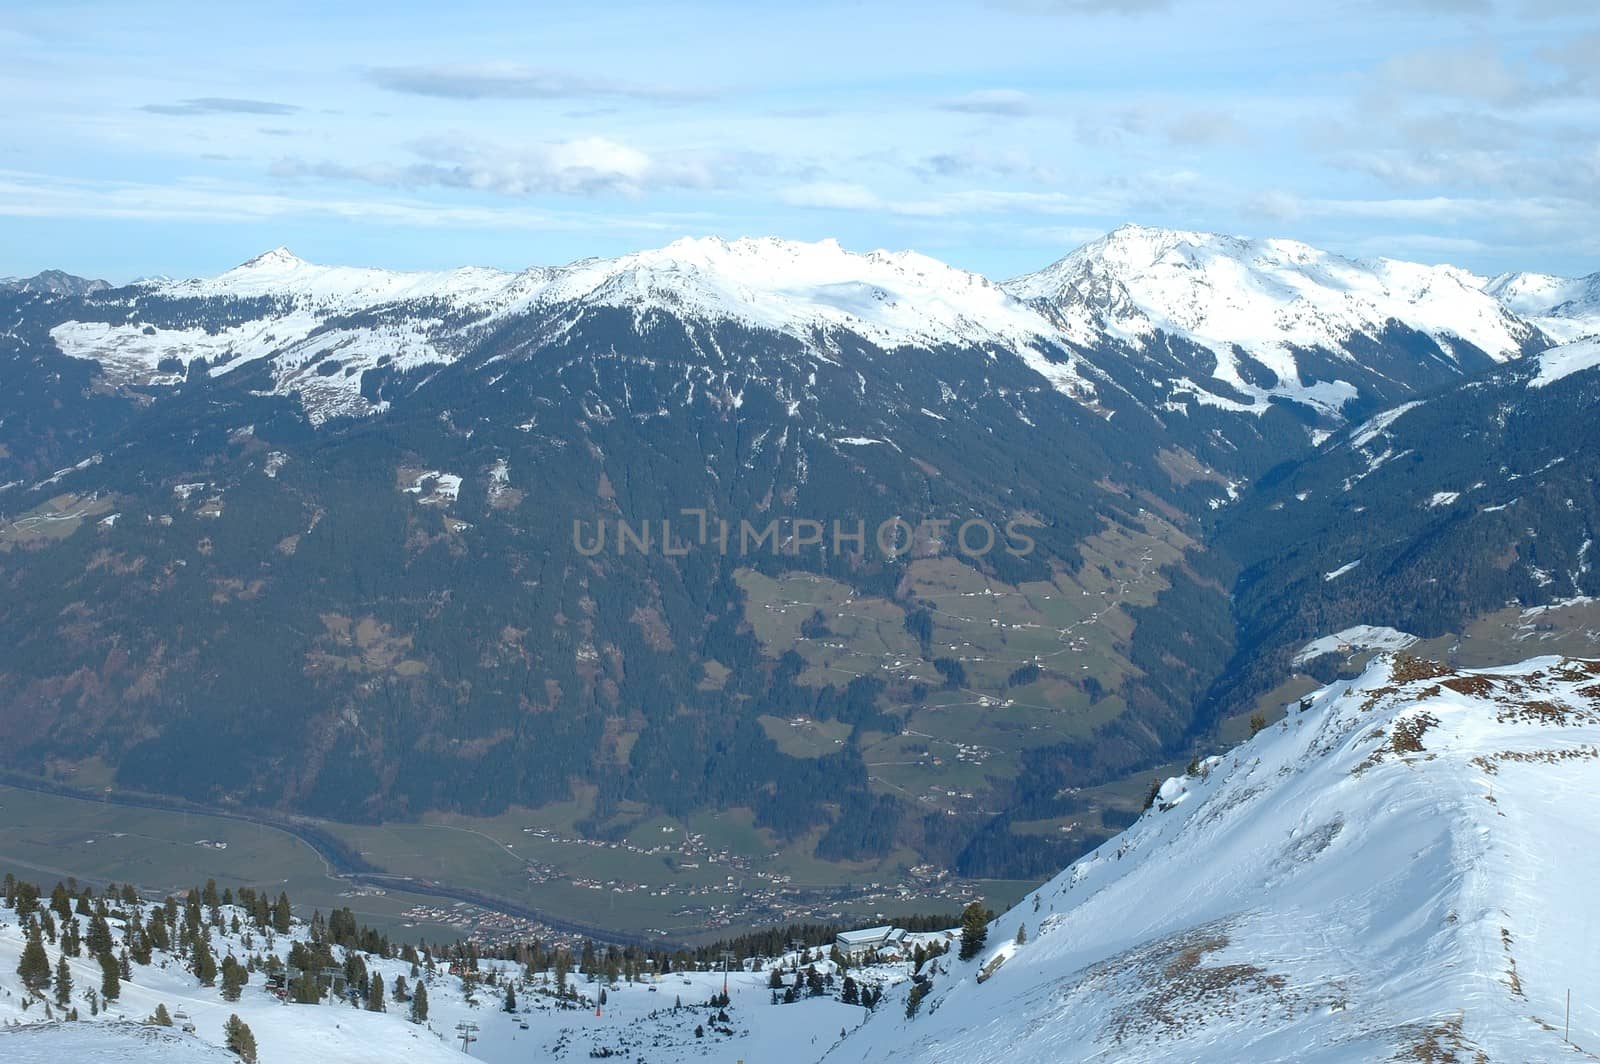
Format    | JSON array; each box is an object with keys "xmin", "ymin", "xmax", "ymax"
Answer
[
  {"xmin": 220, "ymin": 956, "xmax": 247, "ymax": 1002},
  {"xmin": 150, "ymin": 1002, "xmax": 173, "ymax": 1026},
  {"xmin": 54, "ymin": 954, "xmax": 73, "ymax": 1008},
  {"xmin": 17, "ymin": 929, "xmax": 51, "ymax": 993},
  {"xmin": 223, "ymin": 1014, "xmax": 258, "ymax": 1063},
  {"xmin": 272, "ymin": 893, "xmax": 292, "ymax": 935},
  {"xmin": 50, "ymin": 883, "xmax": 73, "ymax": 921},
  {"xmin": 100, "ymin": 951, "xmax": 121, "ymax": 1001},
  {"xmin": 86, "ymin": 914, "xmax": 113, "ymax": 958},
  {"xmin": 1015, "ymin": 923, "xmax": 1027, "ymax": 946},
  {"xmin": 958, "ymin": 901, "xmax": 990, "ymax": 961},
  {"xmin": 554, "ymin": 951, "xmax": 571, "ymax": 998},
  {"xmin": 14, "ymin": 880, "xmax": 40, "ymax": 917},
  {"xmin": 194, "ymin": 938, "xmax": 218, "ymax": 986},
  {"xmin": 409, "ymin": 981, "xmax": 429, "ymax": 1023},
  {"xmin": 905, "ymin": 978, "xmax": 929, "ymax": 1019},
  {"xmin": 368, "ymin": 973, "xmax": 386, "ymax": 1013},
  {"xmin": 503, "ymin": 981, "xmax": 515, "ymax": 1012}
]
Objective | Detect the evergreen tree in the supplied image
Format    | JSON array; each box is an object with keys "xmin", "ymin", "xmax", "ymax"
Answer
[
  {"xmin": 100, "ymin": 951, "xmax": 121, "ymax": 1001},
  {"xmin": 223, "ymin": 1014, "xmax": 258, "ymax": 1063},
  {"xmin": 409, "ymin": 981, "xmax": 429, "ymax": 1023},
  {"xmin": 149, "ymin": 1002, "xmax": 173, "ymax": 1026},
  {"xmin": 905, "ymin": 978, "xmax": 929, "ymax": 1019},
  {"xmin": 1015, "ymin": 924, "xmax": 1027, "ymax": 946},
  {"xmin": 49, "ymin": 883, "xmax": 73, "ymax": 920},
  {"xmin": 554, "ymin": 951, "xmax": 571, "ymax": 998},
  {"xmin": 503, "ymin": 981, "xmax": 515, "ymax": 1012},
  {"xmin": 368, "ymin": 973, "xmax": 386, "ymax": 1012},
  {"xmin": 958, "ymin": 901, "xmax": 990, "ymax": 961},
  {"xmin": 54, "ymin": 953, "xmax": 73, "ymax": 1008},
  {"xmin": 17, "ymin": 929, "xmax": 51, "ymax": 993},
  {"xmin": 271, "ymin": 893, "xmax": 292, "ymax": 935},
  {"xmin": 194, "ymin": 938, "xmax": 218, "ymax": 986},
  {"xmin": 289, "ymin": 969, "xmax": 321, "ymax": 1005},
  {"xmin": 220, "ymin": 956, "xmax": 247, "ymax": 1002},
  {"xmin": 86, "ymin": 914, "xmax": 113, "ymax": 958},
  {"xmin": 14, "ymin": 880, "xmax": 40, "ymax": 917}
]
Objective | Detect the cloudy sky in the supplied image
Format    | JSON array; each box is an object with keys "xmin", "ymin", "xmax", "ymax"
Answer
[{"xmin": 1, "ymin": 0, "xmax": 1597, "ymax": 281}]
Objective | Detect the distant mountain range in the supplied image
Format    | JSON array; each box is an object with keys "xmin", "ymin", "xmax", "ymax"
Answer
[
  {"xmin": 1, "ymin": 269, "xmax": 111, "ymax": 297},
  {"xmin": 32, "ymin": 226, "xmax": 1598, "ymax": 431},
  {"xmin": 1, "ymin": 225, "xmax": 1596, "ymax": 892}
]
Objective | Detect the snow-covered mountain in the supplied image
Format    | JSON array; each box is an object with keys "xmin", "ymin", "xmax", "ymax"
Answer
[
  {"xmin": 48, "ymin": 238, "xmax": 1089, "ymax": 425},
  {"xmin": 1004, "ymin": 224, "xmax": 1548, "ymax": 416},
  {"xmin": 1213, "ymin": 331, "xmax": 1600, "ymax": 704},
  {"xmin": 839, "ymin": 652, "xmax": 1600, "ymax": 1063},
  {"xmin": 1, "ymin": 269, "xmax": 111, "ymax": 297},
  {"xmin": 42, "ymin": 226, "xmax": 1571, "ymax": 428},
  {"xmin": 1483, "ymin": 269, "xmax": 1600, "ymax": 344}
]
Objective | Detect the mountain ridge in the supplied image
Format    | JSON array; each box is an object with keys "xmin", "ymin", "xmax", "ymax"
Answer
[
  {"xmin": 36, "ymin": 224, "xmax": 1578, "ymax": 431},
  {"xmin": 839, "ymin": 652, "xmax": 1600, "ymax": 1063}
]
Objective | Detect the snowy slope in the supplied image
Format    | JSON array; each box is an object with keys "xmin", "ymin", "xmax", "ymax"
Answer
[
  {"xmin": 1528, "ymin": 336, "xmax": 1600, "ymax": 389},
  {"xmin": 1483, "ymin": 270, "xmax": 1600, "ymax": 344},
  {"xmin": 0, "ymin": 901, "xmax": 906, "ymax": 1063},
  {"xmin": 1005, "ymin": 224, "xmax": 1546, "ymax": 415},
  {"xmin": 527, "ymin": 237, "xmax": 1052, "ymax": 350},
  {"xmin": 835, "ymin": 653, "xmax": 1600, "ymax": 1063},
  {"xmin": 47, "ymin": 249, "xmax": 533, "ymax": 425},
  {"xmin": 0, "ymin": 1022, "xmax": 240, "ymax": 1062},
  {"xmin": 48, "ymin": 238, "xmax": 1093, "ymax": 425}
]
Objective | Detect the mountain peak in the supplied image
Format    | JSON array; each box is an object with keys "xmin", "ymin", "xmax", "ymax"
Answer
[
  {"xmin": 529, "ymin": 234, "xmax": 1050, "ymax": 354},
  {"xmin": 2, "ymin": 269, "xmax": 112, "ymax": 297},
  {"xmin": 1003, "ymin": 224, "xmax": 1541, "ymax": 416},
  {"xmin": 233, "ymin": 246, "xmax": 306, "ymax": 271}
]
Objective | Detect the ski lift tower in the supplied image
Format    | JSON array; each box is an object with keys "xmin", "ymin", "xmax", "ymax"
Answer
[
  {"xmin": 719, "ymin": 950, "xmax": 736, "ymax": 997},
  {"xmin": 456, "ymin": 1021, "xmax": 480, "ymax": 1054},
  {"xmin": 320, "ymin": 965, "xmax": 346, "ymax": 1003}
]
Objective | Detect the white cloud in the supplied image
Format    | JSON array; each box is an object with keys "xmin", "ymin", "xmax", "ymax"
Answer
[
  {"xmin": 937, "ymin": 89, "xmax": 1035, "ymax": 116},
  {"xmin": 140, "ymin": 97, "xmax": 301, "ymax": 116},
  {"xmin": 273, "ymin": 134, "xmax": 720, "ymax": 198},
  {"xmin": 363, "ymin": 63, "xmax": 711, "ymax": 103},
  {"xmin": 0, "ymin": 170, "xmax": 692, "ymax": 234}
]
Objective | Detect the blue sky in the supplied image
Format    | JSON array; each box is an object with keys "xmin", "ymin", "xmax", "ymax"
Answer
[{"xmin": 1, "ymin": 0, "xmax": 1597, "ymax": 281}]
